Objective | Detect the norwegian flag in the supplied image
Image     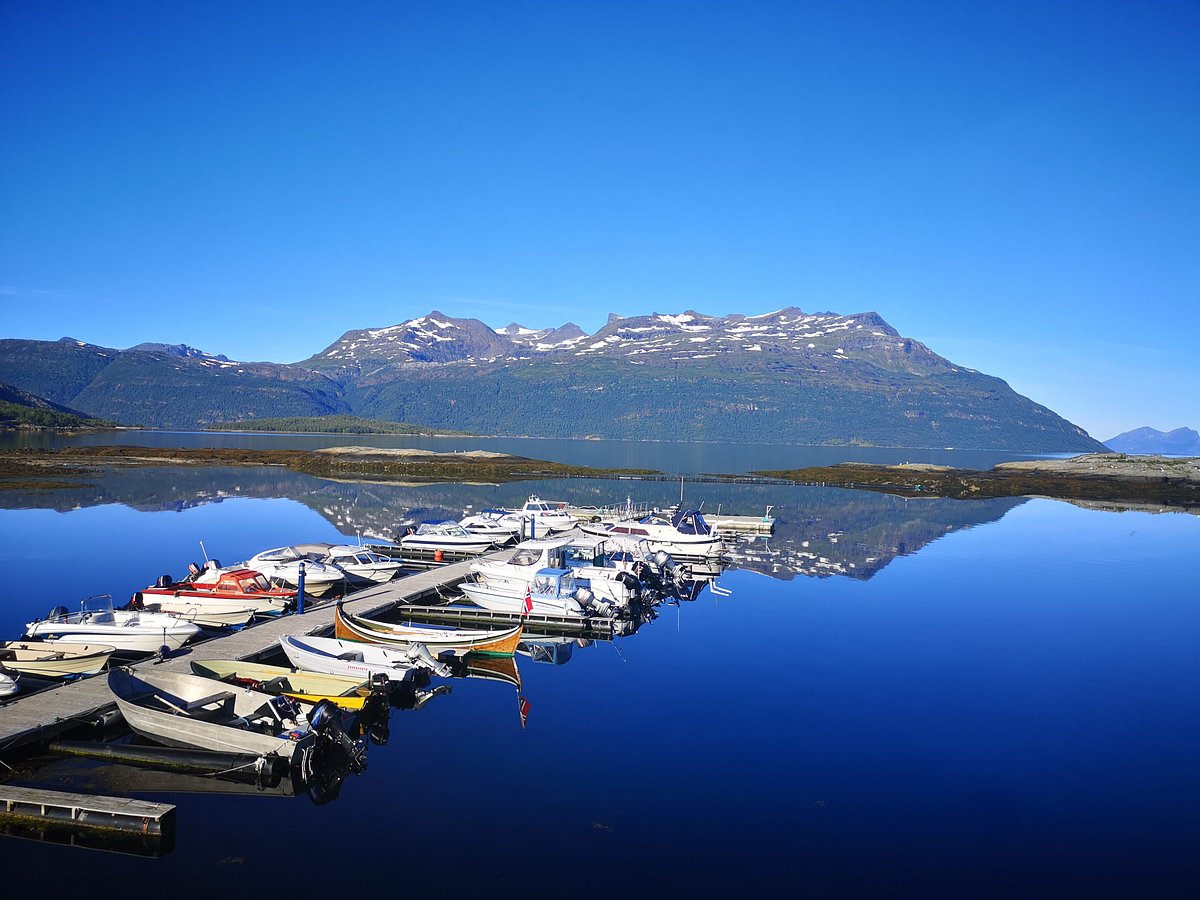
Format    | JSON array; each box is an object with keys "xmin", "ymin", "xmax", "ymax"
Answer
[
  {"xmin": 518, "ymin": 695, "xmax": 531, "ymax": 730},
  {"xmin": 522, "ymin": 584, "xmax": 533, "ymax": 614}
]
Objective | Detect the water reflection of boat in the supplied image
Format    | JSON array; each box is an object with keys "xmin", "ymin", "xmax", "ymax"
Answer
[
  {"xmin": 517, "ymin": 637, "xmax": 576, "ymax": 666},
  {"xmin": 444, "ymin": 653, "xmax": 522, "ymax": 690}
]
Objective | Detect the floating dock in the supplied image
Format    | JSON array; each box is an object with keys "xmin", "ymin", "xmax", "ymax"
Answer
[
  {"xmin": 0, "ymin": 558, "xmax": 479, "ymax": 756},
  {"xmin": 0, "ymin": 549, "xmax": 631, "ymax": 757},
  {"xmin": 0, "ymin": 784, "xmax": 174, "ymax": 835}
]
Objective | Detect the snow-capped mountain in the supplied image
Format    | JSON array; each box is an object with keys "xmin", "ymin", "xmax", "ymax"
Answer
[{"xmin": 304, "ymin": 306, "xmax": 958, "ymax": 377}]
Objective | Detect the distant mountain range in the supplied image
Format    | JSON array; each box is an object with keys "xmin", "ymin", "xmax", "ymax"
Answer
[
  {"xmin": 0, "ymin": 308, "xmax": 1107, "ymax": 451},
  {"xmin": 1105, "ymin": 426, "xmax": 1200, "ymax": 455}
]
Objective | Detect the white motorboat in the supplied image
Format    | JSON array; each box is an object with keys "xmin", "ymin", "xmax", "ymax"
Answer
[
  {"xmin": 458, "ymin": 508, "xmax": 523, "ymax": 541},
  {"xmin": 108, "ymin": 668, "xmax": 327, "ymax": 765},
  {"xmin": 460, "ymin": 567, "xmax": 619, "ymax": 618},
  {"xmin": 25, "ymin": 595, "xmax": 202, "ymax": 654},
  {"xmin": 0, "ymin": 640, "xmax": 117, "ymax": 677},
  {"xmin": 243, "ymin": 546, "xmax": 350, "ymax": 596},
  {"xmin": 280, "ymin": 634, "xmax": 451, "ymax": 683},
  {"xmin": 578, "ymin": 508, "xmax": 725, "ymax": 558},
  {"xmin": 396, "ymin": 522, "xmax": 498, "ymax": 555},
  {"xmin": 135, "ymin": 595, "xmax": 256, "ymax": 629},
  {"xmin": 291, "ymin": 543, "xmax": 406, "ymax": 585},
  {"xmin": 469, "ymin": 537, "xmax": 641, "ymax": 607},
  {"xmin": 494, "ymin": 495, "xmax": 577, "ymax": 537}
]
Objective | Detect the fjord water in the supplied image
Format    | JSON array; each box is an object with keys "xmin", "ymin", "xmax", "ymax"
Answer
[
  {"xmin": 1, "ymin": 465, "xmax": 1197, "ymax": 897},
  {"xmin": 0, "ymin": 428, "xmax": 1051, "ymax": 474}
]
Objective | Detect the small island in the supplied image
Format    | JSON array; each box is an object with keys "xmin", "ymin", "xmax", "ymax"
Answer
[{"xmin": 756, "ymin": 453, "xmax": 1200, "ymax": 510}]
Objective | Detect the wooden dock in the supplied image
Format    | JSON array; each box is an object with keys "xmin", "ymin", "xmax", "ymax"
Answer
[{"xmin": 0, "ymin": 558, "xmax": 482, "ymax": 756}]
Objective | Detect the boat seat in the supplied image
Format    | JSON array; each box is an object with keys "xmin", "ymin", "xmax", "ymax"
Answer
[
  {"xmin": 262, "ymin": 676, "xmax": 292, "ymax": 692},
  {"xmin": 337, "ymin": 651, "xmax": 365, "ymax": 662},
  {"xmin": 154, "ymin": 689, "xmax": 236, "ymax": 714}
]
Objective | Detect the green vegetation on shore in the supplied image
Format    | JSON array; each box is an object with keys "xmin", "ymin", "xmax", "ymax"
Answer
[
  {"xmin": 0, "ymin": 400, "xmax": 118, "ymax": 430},
  {"xmin": 757, "ymin": 454, "xmax": 1200, "ymax": 509},
  {"xmin": 0, "ymin": 445, "xmax": 656, "ymax": 488},
  {"xmin": 203, "ymin": 415, "xmax": 474, "ymax": 436}
]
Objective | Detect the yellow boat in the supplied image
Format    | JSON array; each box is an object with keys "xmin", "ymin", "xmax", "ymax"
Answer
[{"xmin": 190, "ymin": 659, "xmax": 377, "ymax": 711}]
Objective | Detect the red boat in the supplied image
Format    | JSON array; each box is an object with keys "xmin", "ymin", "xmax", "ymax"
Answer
[{"xmin": 133, "ymin": 564, "xmax": 295, "ymax": 617}]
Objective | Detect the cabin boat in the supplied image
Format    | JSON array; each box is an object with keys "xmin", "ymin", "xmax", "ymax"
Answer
[
  {"xmin": 243, "ymin": 547, "xmax": 349, "ymax": 596},
  {"xmin": 468, "ymin": 537, "xmax": 642, "ymax": 606},
  {"xmin": 460, "ymin": 567, "xmax": 618, "ymax": 618},
  {"xmin": 458, "ymin": 508, "xmax": 523, "ymax": 541},
  {"xmin": 25, "ymin": 595, "xmax": 202, "ymax": 654},
  {"xmin": 137, "ymin": 564, "xmax": 294, "ymax": 616},
  {"xmin": 579, "ymin": 508, "xmax": 725, "ymax": 558},
  {"xmin": 286, "ymin": 542, "xmax": 406, "ymax": 585},
  {"xmin": 0, "ymin": 640, "xmax": 116, "ymax": 677},
  {"xmin": 396, "ymin": 522, "xmax": 498, "ymax": 555}
]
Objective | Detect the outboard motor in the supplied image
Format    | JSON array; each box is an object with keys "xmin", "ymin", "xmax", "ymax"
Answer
[
  {"xmin": 404, "ymin": 642, "xmax": 453, "ymax": 678},
  {"xmin": 46, "ymin": 605, "xmax": 69, "ymax": 622},
  {"xmin": 187, "ymin": 562, "xmax": 202, "ymax": 577},
  {"xmin": 156, "ymin": 574, "xmax": 173, "ymax": 589},
  {"xmin": 653, "ymin": 550, "xmax": 676, "ymax": 575},
  {"xmin": 309, "ymin": 699, "xmax": 367, "ymax": 773},
  {"xmin": 587, "ymin": 596, "xmax": 616, "ymax": 617}
]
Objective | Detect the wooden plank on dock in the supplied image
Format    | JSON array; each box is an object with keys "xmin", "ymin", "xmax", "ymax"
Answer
[{"xmin": 0, "ymin": 785, "xmax": 174, "ymax": 836}]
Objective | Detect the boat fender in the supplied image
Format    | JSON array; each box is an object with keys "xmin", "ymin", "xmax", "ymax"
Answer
[{"xmin": 434, "ymin": 549, "xmax": 444, "ymax": 562}]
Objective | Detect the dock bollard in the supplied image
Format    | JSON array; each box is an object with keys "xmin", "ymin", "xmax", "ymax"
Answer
[{"xmin": 296, "ymin": 560, "xmax": 305, "ymax": 614}]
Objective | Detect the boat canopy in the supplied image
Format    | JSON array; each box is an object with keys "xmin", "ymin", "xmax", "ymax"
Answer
[{"xmin": 670, "ymin": 508, "xmax": 713, "ymax": 535}]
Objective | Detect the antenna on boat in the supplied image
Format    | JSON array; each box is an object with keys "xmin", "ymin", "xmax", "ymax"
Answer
[{"xmin": 199, "ymin": 540, "xmax": 210, "ymax": 563}]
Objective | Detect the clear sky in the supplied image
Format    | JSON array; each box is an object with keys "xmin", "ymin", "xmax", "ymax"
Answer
[{"xmin": 1, "ymin": 0, "xmax": 1196, "ymax": 440}]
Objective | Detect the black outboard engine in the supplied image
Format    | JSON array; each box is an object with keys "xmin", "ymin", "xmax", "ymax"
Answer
[
  {"xmin": 46, "ymin": 605, "xmax": 69, "ymax": 622},
  {"xmin": 156, "ymin": 574, "xmax": 173, "ymax": 589},
  {"xmin": 309, "ymin": 699, "xmax": 367, "ymax": 774}
]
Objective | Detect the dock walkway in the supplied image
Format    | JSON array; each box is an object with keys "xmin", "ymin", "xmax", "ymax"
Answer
[{"xmin": 0, "ymin": 558, "xmax": 481, "ymax": 757}]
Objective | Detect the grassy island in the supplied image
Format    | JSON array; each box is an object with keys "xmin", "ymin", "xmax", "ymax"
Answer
[{"xmin": 757, "ymin": 453, "xmax": 1200, "ymax": 510}]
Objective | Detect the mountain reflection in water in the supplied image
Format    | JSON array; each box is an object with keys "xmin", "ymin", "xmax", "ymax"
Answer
[{"xmin": 0, "ymin": 464, "xmax": 1025, "ymax": 582}]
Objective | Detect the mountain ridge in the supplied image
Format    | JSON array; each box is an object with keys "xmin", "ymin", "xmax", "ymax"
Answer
[{"xmin": 0, "ymin": 307, "xmax": 1106, "ymax": 451}]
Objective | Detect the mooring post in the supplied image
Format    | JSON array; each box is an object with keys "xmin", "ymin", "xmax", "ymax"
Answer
[{"xmin": 296, "ymin": 560, "xmax": 306, "ymax": 614}]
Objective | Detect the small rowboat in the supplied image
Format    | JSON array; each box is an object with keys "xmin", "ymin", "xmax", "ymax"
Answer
[
  {"xmin": 333, "ymin": 601, "xmax": 523, "ymax": 656},
  {"xmin": 281, "ymin": 634, "xmax": 452, "ymax": 684},
  {"xmin": 190, "ymin": 659, "xmax": 377, "ymax": 711},
  {"xmin": 0, "ymin": 640, "xmax": 117, "ymax": 677},
  {"xmin": 108, "ymin": 668, "xmax": 320, "ymax": 764}
]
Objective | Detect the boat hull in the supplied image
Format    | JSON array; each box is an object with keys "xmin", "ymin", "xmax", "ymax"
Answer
[
  {"xmin": 0, "ymin": 640, "xmax": 116, "ymax": 677},
  {"xmin": 333, "ymin": 602, "xmax": 522, "ymax": 656},
  {"xmin": 108, "ymin": 668, "xmax": 315, "ymax": 763},
  {"xmin": 25, "ymin": 612, "xmax": 201, "ymax": 654}
]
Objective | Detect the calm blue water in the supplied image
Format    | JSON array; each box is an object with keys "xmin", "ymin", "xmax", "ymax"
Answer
[
  {"xmin": 0, "ymin": 428, "xmax": 1056, "ymax": 475},
  {"xmin": 1, "ymin": 464, "xmax": 1198, "ymax": 897}
]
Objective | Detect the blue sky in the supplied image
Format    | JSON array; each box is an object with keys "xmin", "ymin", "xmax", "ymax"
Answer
[{"xmin": 1, "ymin": 0, "xmax": 1196, "ymax": 440}]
